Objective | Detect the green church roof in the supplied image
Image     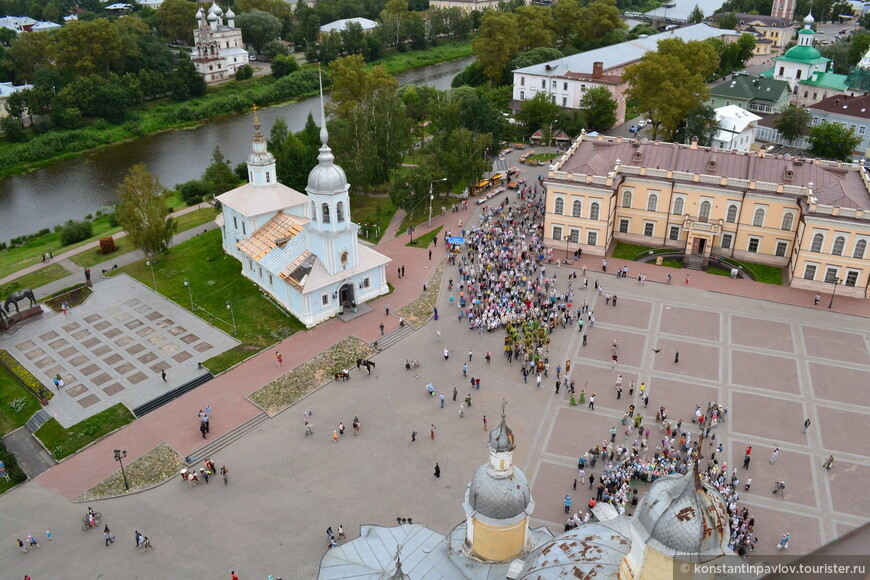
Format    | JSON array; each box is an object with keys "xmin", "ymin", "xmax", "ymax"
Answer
[
  {"xmin": 801, "ymin": 72, "xmax": 849, "ymax": 91},
  {"xmin": 780, "ymin": 44, "xmax": 826, "ymax": 64}
]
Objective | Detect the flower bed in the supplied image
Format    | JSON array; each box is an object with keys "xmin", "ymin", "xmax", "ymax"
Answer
[
  {"xmin": 0, "ymin": 349, "xmax": 52, "ymax": 402},
  {"xmin": 249, "ymin": 336, "xmax": 374, "ymax": 417},
  {"xmin": 74, "ymin": 442, "xmax": 187, "ymax": 501},
  {"xmin": 43, "ymin": 284, "xmax": 93, "ymax": 313},
  {"xmin": 395, "ymin": 263, "xmax": 445, "ymax": 329}
]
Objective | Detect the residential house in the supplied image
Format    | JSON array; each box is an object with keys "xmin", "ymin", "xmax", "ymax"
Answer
[
  {"xmin": 429, "ymin": 0, "xmax": 527, "ymax": 11},
  {"xmin": 713, "ymin": 105, "xmax": 762, "ymax": 152},
  {"xmin": 808, "ymin": 93, "xmax": 870, "ymax": 157},
  {"xmin": 709, "ymin": 73, "xmax": 791, "ymax": 114},
  {"xmin": 0, "ymin": 16, "xmax": 36, "ymax": 32},
  {"xmin": 0, "ymin": 81, "xmax": 33, "ymax": 118},
  {"xmin": 732, "ymin": 13, "xmax": 794, "ymax": 50},
  {"xmin": 512, "ymin": 23, "xmax": 737, "ymax": 126},
  {"xmin": 543, "ymin": 132, "xmax": 870, "ymax": 299}
]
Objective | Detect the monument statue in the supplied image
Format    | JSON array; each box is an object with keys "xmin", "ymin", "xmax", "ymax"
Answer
[{"xmin": 4, "ymin": 288, "xmax": 36, "ymax": 313}]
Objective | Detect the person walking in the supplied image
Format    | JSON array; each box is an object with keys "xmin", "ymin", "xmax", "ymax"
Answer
[
  {"xmin": 27, "ymin": 535, "xmax": 40, "ymax": 549},
  {"xmin": 17, "ymin": 538, "xmax": 26, "ymax": 553},
  {"xmin": 275, "ymin": 351, "xmax": 282, "ymax": 366},
  {"xmin": 338, "ymin": 525, "xmax": 346, "ymax": 540},
  {"xmin": 453, "ymin": 387, "xmax": 458, "ymax": 402},
  {"xmin": 434, "ymin": 463, "xmax": 441, "ymax": 478},
  {"xmin": 674, "ymin": 351, "xmax": 680, "ymax": 363},
  {"xmin": 802, "ymin": 418, "xmax": 811, "ymax": 433},
  {"xmin": 589, "ymin": 473, "xmax": 595, "ymax": 490},
  {"xmin": 142, "ymin": 536, "xmax": 153, "ymax": 550},
  {"xmin": 564, "ymin": 494, "xmax": 572, "ymax": 514},
  {"xmin": 743, "ymin": 453, "xmax": 751, "ymax": 470},
  {"xmin": 379, "ymin": 323, "xmax": 385, "ymax": 336},
  {"xmin": 444, "ymin": 348, "xmax": 450, "ymax": 360},
  {"xmin": 823, "ymin": 455, "xmax": 835, "ymax": 470},
  {"xmin": 411, "ymin": 430, "xmax": 417, "ymax": 443},
  {"xmin": 161, "ymin": 369, "xmax": 167, "ymax": 382},
  {"xmin": 610, "ymin": 426, "xmax": 617, "ymax": 442},
  {"xmin": 45, "ymin": 530, "xmax": 53, "ymax": 542},
  {"xmin": 385, "ymin": 304, "xmax": 390, "ymax": 316},
  {"xmin": 588, "ymin": 393, "xmax": 596, "ymax": 411},
  {"xmin": 104, "ymin": 525, "xmax": 114, "ymax": 546},
  {"xmin": 135, "ymin": 530, "xmax": 142, "ymax": 548},
  {"xmin": 430, "ymin": 424, "xmax": 436, "ymax": 440},
  {"xmin": 814, "ymin": 294, "xmax": 820, "ymax": 305},
  {"xmin": 770, "ymin": 448, "xmax": 780, "ymax": 464},
  {"xmin": 439, "ymin": 392, "xmax": 445, "ymax": 408},
  {"xmin": 353, "ymin": 416, "xmax": 360, "ymax": 436},
  {"xmin": 199, "ymin": 421, "xmax": 208, "ymax": 439},
  {"xmin": 220, "ymin": 465, "xmax": 228, "ymax": 485},
  {"xmin": 777, "ymin": 532, "xmax": 790, "ymax": 550}
]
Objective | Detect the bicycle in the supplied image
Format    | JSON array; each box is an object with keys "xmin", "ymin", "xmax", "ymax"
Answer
[{"xmin": 81, "ymin": 512, "xmax": 102, "ymax": 531}]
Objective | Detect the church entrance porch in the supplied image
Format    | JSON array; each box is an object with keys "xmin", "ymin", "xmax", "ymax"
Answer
[
  {"xmin": 339, "ymin": 283, "xmax": 356, "ymax": 310},
  {"xmin": 336, "ymin": 301, "xmax": 373, "ymax": 323}
]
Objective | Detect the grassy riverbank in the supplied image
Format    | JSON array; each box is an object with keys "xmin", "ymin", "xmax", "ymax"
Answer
[{"xmin": 0, "ymin": 40, "xmax": 474, "ymax": 180}]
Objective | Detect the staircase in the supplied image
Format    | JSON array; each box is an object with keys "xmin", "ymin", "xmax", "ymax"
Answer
[
  {"xmin": 132, "ymin": 372, "xmax": 214, "ymax": 418},
  {"xmin": 375, "ymin": 323, "xmax": 414, "ymax": 351},
  {"xmin": 683, "ymin": 255, "xmax": 707, "ymax": 271},
  {"xmin": 25, "ymin": 409, "xmax": 52, "ymax": 433},
  {"xmin": 186, "ymin": 412, "xmax": 269, "ymax": 466}
]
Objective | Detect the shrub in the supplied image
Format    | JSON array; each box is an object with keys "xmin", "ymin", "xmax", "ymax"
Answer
[
  {"xmin": 0, "ymin": 349, "xmax": 52, "ymax": 402},
  {"xmin": 0, "ymin": 441, "xmax": 27, "ymax": 486},
  {"xmin": 59, "ymin": 219, "xmax": 93, "ymax": 245},
  {"xmin": 235, "ymin": 64, "xmax": 254, "ymax": 81},
  {"xmin": 37, "ymin": 228, "xmax": 50, "ymax": 236},
  {"xmin": 0, "ymin": 242, "xmax": 6, "ymax": 250}
]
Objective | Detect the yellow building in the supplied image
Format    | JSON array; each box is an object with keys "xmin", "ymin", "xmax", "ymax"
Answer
[{"xmin": 544, "ymin": 133, "xmax": 870, "ymax": 299}]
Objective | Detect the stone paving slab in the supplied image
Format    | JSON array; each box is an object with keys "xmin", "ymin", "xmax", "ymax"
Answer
[{"xmin": 0, "ymin": 275, "xmax": 239, "ymax": 427}]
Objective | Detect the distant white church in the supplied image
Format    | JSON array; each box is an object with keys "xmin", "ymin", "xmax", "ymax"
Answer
[
  {"xmin": 216, "ymin": 100, "xmax": 391, "ymax": 328},
  {"xmin": 193, "ymin": 2, "xmax": 247, "ymax": 83}
]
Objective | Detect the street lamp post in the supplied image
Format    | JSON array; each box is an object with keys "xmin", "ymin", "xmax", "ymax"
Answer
[
  {"xmin": 828, "ymin": 276, "xmax": 841, "ymax": 309},
  {"xmin": 429, "ymin": 177, "xmax": 447, "ymax": 227},
  {"xmin": 145, "ymin": 260, "xmax": 157, "ymax": 290},
  {"xmin": 114, "ymin": 449, "xmax": 129, "ymax": 490},
  {"xmin": 226, "ymin": 301, "xmax": 236, "ymax": 335},
  {"xmin": 184, "ymin": 278, "xmax": 194, "ymax": 311}
]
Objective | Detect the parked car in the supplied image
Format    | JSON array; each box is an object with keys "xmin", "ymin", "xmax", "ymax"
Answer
[
  {"xmin": 630, "ymin": 125, "xmax": 640, "ymax": 133},
  {"xmin": 638, "ymin": 119, "xmax": 649, "ymax": 127}
]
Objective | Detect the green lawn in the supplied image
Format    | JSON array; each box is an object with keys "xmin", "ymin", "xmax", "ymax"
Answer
[
  {"xmin": 408, "ymin": 225, "xmax": 443, "ymax": 248},
  {"xmin": 35, "ymin": 403, "xmax": 135, "ymax": 460},
  {"xmin": 108, "ymin": 228, "xmax": 304, "ymax": 375},
  {"xmin": 3, "ymin": 263, "xmax": 70, "ymax": 295},
  {"xmin": 399, "ymin": 195, "xmax": 465, "ymax": 235},
  {"xmin": 69, "ymin": 207, "xmax": 218, "ymax": 269},
  {"xmin": 527, "ymin": 152, "xmax": 557, "ymax": 163},
  {"xmin": 376, "ymin": 40, "xmax": 473, "ymax": 75},
  {"xmin": 660, "ymin": 259, "xmax": 683, "ymax": 269},
  {"xmin": 0, "ymin": 440, "xmax": 27, "ymax": 494},
  {"xmin": 0, "ymin": 366, "xmax": 42, "ymax": 436},
  {"xmin": 351, "ymin": 195, "xmax": 397, "ymax": 244},
  {"xmin": 740, "ymin": 261, "xmax": 784, "ymax": 285},
  {"xmin": 612, "ymin": 242, "xmax": 657, "ymax": 260},
  {"xmin": 707, "ymin": 266, "xmax": 731, "ymax": 276}
]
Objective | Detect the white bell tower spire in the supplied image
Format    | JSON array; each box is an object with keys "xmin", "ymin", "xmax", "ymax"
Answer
[{"xmin": 246, "ymin": 105, "xmax": 277, "ymax": 187}]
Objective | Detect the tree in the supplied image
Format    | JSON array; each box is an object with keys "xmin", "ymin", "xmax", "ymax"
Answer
[
  {"xmin": 203, "ymin": 146, "xmax": 239, "ymax": 193},
  {"xmin": 472, "ymin": 10, "xmax": 520, "ymax": 85},
  {"xmin": 331, "ymin": 90, "xmax": 412, "ymax": 190},
  {"xmin": 114, "ymin": 163, "xmax": 177, "ymax": 258},
  {"xmin": 379, "ymin": 0, "xmax": 408, "ymax": 46},
  {"xmin": 170, "ymin": 53, "xmax": 206, "ymax": 100},
  {"xmin": 773, "ymin": 105, "xmax": 811, "ymax": 143},
  {"xmin": 580, "ymin": 86, "xmax": 616, "ymax": 132},
  {"xmin": 236, "ymin": 9, "xmax": 283, "ymax": 54},
  {"xmin": 157, "ymin": 0, "xmax": 199, "ymax": 43},
  {"xmin": 516, "ymin": 92, "xmax": 560, "ymax": 135},
  {"xmin": 674, "ymin": 105, "xmax": 718, "ymax": 146},
  {"xmin": 271, "ymin": 54, "xmax": 299, "ymax": 78},
  {"xmin": 262, "ymin": 38, "xmax": 291, "ymax": 60},
  {"xmin": 328, "ymin": 54, "xmax": 398, "ymax": 118},
  {"xmin": 55, "ymin": 19, "xmax": 123, "ymax": 77},
  {"xmin": 810, "ymin": 122, "xmax": 861, "ymax": 161},
  {"xmin": 551, "ymin": 0, "xmax": 582, "ymax": 48},
  {"xmin": 688, "ymin": 4, "xmax": 704, "ymax": 23},
  {"xmin": 576, "ymin": 0, "xmax": 624, "ymax": 48},
  {"xmin": 6, "ymin": 31, "xmax": 55, "ymax": 83},
  {"xmin": 623, "ymin": 39, "xmax": 719, "ymax": 141},
  {"xmin": 339, "ymin": 20, "xmax": 365, "ymax": 54},
  {"xmin": 514, "ymin": 5, "xmax": 555, "ymax": 52}
]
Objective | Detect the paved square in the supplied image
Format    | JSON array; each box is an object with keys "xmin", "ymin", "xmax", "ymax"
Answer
[{"xmin": 1, "ymin": 275, "xmax": 239, "ymax": 427}]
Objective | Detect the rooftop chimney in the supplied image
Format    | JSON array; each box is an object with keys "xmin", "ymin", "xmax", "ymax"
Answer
[
  {"xmin": 592, "ymin": 62, "xmax": 603, "ymax": 79},
  {"xmin": 758, "ymin": 145, "xmax": 766, "ymax": 158},
  {"xmin": 690, "ymin": 136, "xmax": 699, "ymax": 149}
]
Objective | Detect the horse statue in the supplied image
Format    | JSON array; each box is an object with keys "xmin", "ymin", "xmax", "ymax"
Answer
[
  {"xmin": 4, "ymin": 289, "xmax": 36, "ymax": 313},
  {"xmin": 0, "ymin": 303, "xmax": 7, "ymax": 321}
]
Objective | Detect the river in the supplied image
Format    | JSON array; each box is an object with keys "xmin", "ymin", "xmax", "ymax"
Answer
[{"xmin": 0, "ymin": 56, "xmax": 474, "ymax": 243}]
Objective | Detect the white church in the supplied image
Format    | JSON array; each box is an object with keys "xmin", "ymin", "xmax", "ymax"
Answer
[
  {"xmin": 193, "ymin": 3, "xmax": 247, "ymax": 83},
  {"xmin": 216, "ymin": 100, "xmax": 391, "ymax": 328}
]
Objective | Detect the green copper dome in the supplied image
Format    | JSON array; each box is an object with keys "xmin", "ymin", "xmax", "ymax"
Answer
[{"xmin": 784, "ymin": 44, "xmax": 822, "ymax": 62}]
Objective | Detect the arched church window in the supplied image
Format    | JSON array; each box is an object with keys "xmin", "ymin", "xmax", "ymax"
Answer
[
  {"xmin": 337, "ymin": 201, "xmax": 345, "ymax": 222},
  {"xmin": 322, "ymin": 203, "xmax": 330, "ymax": 223}
]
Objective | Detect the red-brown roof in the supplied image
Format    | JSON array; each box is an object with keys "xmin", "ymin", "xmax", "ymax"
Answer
[
  {"xmin": 809, "ymin": 94, "xmax": 870, "ymax": 119},
  {"xmin": 562, "ymin": 72, "xmax": 622, "ymax": 85}
]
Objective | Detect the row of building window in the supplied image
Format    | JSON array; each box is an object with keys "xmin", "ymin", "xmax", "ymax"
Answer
[
  {"xmin": 803, "ymin": 264, "xmax": 860, "ymax": 286},
  {"xmin": 556, "ymin": 193, "xmax": 794, "ymax": 229},
  {"xmin": 810, "ymin": 117, "xmax": 867, "ymax": 135},
  {"xmin": 320, "ymin": 278, "xmax": 370, "ymax": 306},
  {"xmin": 551, "ymin": 225, "xmax": 598, "ymax": 247},
  {"xmin": 809, "ymin": 233, "xmax": 866, "ymax": 258}
]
